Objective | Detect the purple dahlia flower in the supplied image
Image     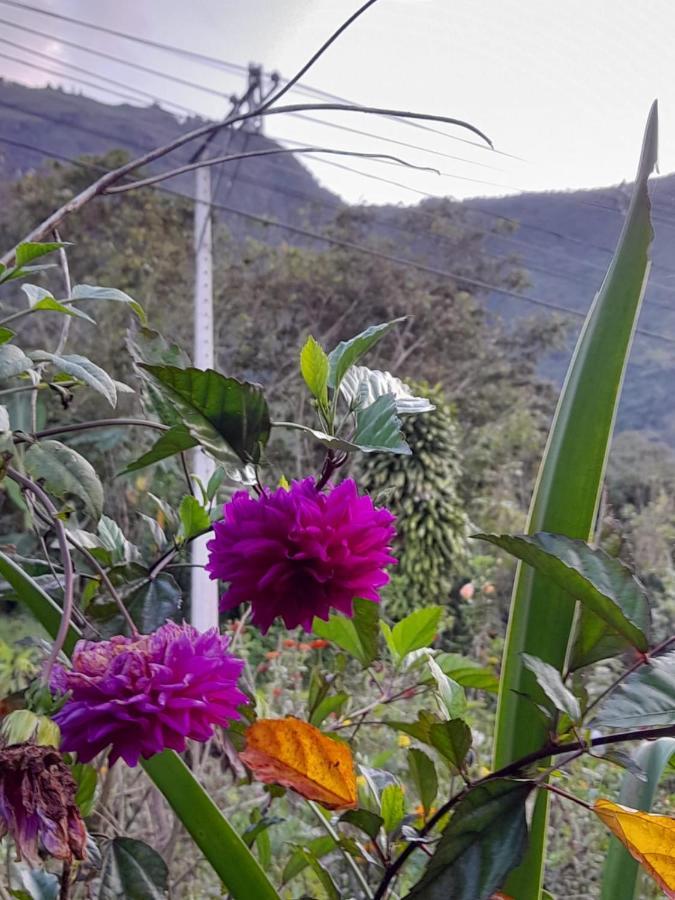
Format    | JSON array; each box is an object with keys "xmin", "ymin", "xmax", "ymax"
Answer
[
  {"xmin": 51, "ymin": 623, "xmax": 247, "ymax": 767},
  {"xmin": 0, "ymin": 743, "xmax": 87, "ymax": 867},
  {"xmin": 206, "ymin": 478, "xmax": 396, "ymax": 632}
]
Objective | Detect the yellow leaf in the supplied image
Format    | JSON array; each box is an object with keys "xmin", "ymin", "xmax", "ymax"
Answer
[
  {"xmin": 594, "ymin": 798, "xmax": 675, "ymax": 898},
  {"xmin": 240, "ymin": 717, "xmax": 357, "ymax": 810}
]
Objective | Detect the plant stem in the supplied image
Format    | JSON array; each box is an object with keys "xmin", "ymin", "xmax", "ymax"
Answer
[
  {"xmin": 539, "ymin": 782, "xmax": 592, "ymax": 811},
  {"xmin": 306, "ymin": 800, "xmax": 374, "ymax": 899},
  {"xmin": 53, "ymin": 228, "xmax": 73, "ymax": 357},
  {"xmin": 7, "ymin": 467, "xmax": 74, "ymax": 679},
  {"xmin": 0, "ymin": 380, "xmax": 78, "ymax": 398},
  {"xmin": 13, "ymin": 418, "xmax": 170, "ymax": 442}
]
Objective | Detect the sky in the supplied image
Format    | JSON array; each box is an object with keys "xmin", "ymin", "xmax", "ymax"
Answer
[{"xmin": 0, "ymin": 0, "xmax": 674, "ymax": 205}]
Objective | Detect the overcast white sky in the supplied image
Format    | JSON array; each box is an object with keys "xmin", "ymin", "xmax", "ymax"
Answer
[{"xmin": 1, "ymin": 0, "xmax": 673, "ymax": 204}]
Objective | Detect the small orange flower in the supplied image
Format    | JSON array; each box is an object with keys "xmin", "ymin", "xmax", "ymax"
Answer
[
  {"xmin": 265, "ymin": 651, "xmax": 281, "ymax": 660},
  {"xmin": 298, "ymin": 642, "xmax": 312, "ymax": 652},
  {"xmin": 282, "ymin": 639, "xmax": 298, "ymax": 649},
  {"xmin": 310, "ymin": 639, "xmax": 330, "ymax": 649}
]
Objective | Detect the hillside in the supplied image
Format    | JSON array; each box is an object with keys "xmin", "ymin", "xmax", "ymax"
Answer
[{"xmin": 1, "ymin": 80, "xmax": 674, "ymax": 443}]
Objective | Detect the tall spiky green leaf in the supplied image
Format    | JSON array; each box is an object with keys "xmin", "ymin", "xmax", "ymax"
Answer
[{"xmin": 493, "ymin": 102, "xmax": 658, "ymax": 898}]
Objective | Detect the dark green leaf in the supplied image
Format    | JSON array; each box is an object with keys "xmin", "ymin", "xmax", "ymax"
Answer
[
  {"xmin": 381, "ymin": 783, "xmax": 406, "ymax": 834},
  {"xmin": 296, "ymin": 848, "xmax": 340, "ymax": 900},
  {"xmin": 429, "ymin": 720, "xmax": 472, "ymax": 770},
  {"xmin": 119, "ymin": 425, "xmax": 197, "ymax": 476},
  {"xmin": 327, "ymin": 318, "xmax": 406, "ymax": 390},
  {"xmin": 281, "ymin": 836, "xmax": 335, "ymax": 884},
  {"xmin": 300, "ymin": 335, "xmax": 329, "ymax": 407},
  {"xmin": 593, "ymin": 651, "xmax": 675, "ymax": 728},
  {"xmin": 408, "ymin": 748, "xmax": 438, "ymax": 815},
  {"xmin": 407, "ymin": 779, "xmax": 535, "ymax": 900},
  {"xmin": 140, "ymin": 365, "xmax": 270, "ymax": 464},
  {"xmin": 428, "ymin": 656, "xmax": 467, "ymax": 719},
  {"xmin": 0, "ymin": 344, "xmax": 33, "ymax": 379},
  {"xmin": 309, "ymin": 692, "xmax": 349, "ymax": 728},
  {"xmin": 99, "ymin": 836, "xmax": 168, "ymax": 899},
  {"xmin": 206, "ymin": 466, "xmax": 226, "ymax": 501},
  {"xmin": 521, "ymin": 653, "xmax": 581, "ymax": 721},
  {"xmin": 97, "ymin": 516, "xmax": 135, "ymax": 565},
  {"xmin": 177, "ymin": 495, "xmax": 211, "ymax": 542},
  {"xmin": 31, "ymin": 351, "xmax": 118, "ymax": 406},
  {"xmin": 381, "ymin": 606, "xmax": 442, "ymax": 664},
  {"xmin": 24, "ymin": 440, "xmax": 103, "ymax": 521},
  {"xmin": 339, "ymin": 809, "xmax": 384, "ymax": 840},
  {"xmin": 242, "ymin": 815, "xmax": 284, "ymax": 849},
  {"xmin": 126, "ymin": 574, "xmax": 182, "ymax": 635},
  {"xmin": 312, "ymin": 597, "xmax": 379, "ymax": 668},
  {"xmin": 21, "ymin": 284, "xmax": 96, "ymax": 323},
  {"xmin": 71, "ymin": 284, "xmax": 146, "ymax": 323},
  {"xmin": 476, "ymin": 532, "xmax": 649, "ymax": 656},
  {"xmin": 434, "ymin": 653, "xmax": 499, "ymax": 693},
  {"xmin": 387, "ymin": 710, "xmax": 444, "ymax": 746}
]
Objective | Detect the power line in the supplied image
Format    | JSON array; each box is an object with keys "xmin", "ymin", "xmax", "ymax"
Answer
[{"xmin": 1, "ymin": 132, "xmax": 674, "ymax": 348}]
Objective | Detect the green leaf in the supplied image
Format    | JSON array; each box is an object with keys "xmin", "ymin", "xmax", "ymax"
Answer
[
  {"xmin": 300, "ymin": 335, "xmax": 329, "ymax": 407},
  {"xmin": 521, "ymin": 653, "xmax": 581, "ymax": 721},
  {"xmin": 309, "ymin": 691, "xmax": 349, "ymax": 728},
  {"xmin": 177, "ymin": 495, "xmax": 211, "ymax": 542},
  {"xmin": 407, "ymin": 779, "xmax": 534, "ymax": 900},
  {"xmin": 97, "ymin": 516, "xmax": 135, "ymax": 565},
  {"xmin": 242, "ymin": 814, "xmax": 283, "ymax": 851},
  {"xmin": 428, "ymin": 656, "xmax": 467, "ymax": 719},
  {"xmin": 24, "ymin": 440, "xmax": 103, "ymax": 521},
  {"xmin": 477, "ymin": 532, "xmax": 649, "ymax": 659},
  {"xmin": 0, "ymin": 404, "xmax": 9, "ymax": 432},
  {"xmin": 31, "ymin": 351, "xmax": 118, "ymax": 406},
  {"xmin": 353, "ymin": 393, "xmax": 411, "ymax": 454},
  {"xmin": 119, "ymin": 425, "xmax": 198, "ymax": 476},
  {"xmin": 140, "ymin": 365, "xmax": 270, "ymax": 464},
  {"xmin": 294, "ymin": 849, "xmax": 340, "ymax": 900},
  {"xmin": 0, "ymin": 344, "xmax": 34, "ymax": 379},
  {"xmin": 21, "ymin": 285, "xmax": 95, "ymax": 323},
  {"xmin": 434, "ymin": 653, "xmax": 499, "ymax": 693},
  {"xmin": 408, "ymin": 748, "xmax": 438, "ymax": 815},
  {"xmin": 281, "ymin": 836, "xmax": 335, "ymax": 884},
  {"xmin": 593, "ymin": 651, "xmax": 675, "ymax": 728},
  {"xmin": 16, "ymin": 869, "xmax": 59, "ymax": 900},
  {"xmin": 380, "ymin": 783, "xmax": 406, "ymax": 834},
  {"xmin": 0, "ymin": 327, "xmax": 14, "ymax": 344},
  {"xmin": 327, "ymin": 318, "xmax": 406, "ymax": 390},
  {"xmin": 71, "ymin": 763, "xmax": 97, "ymax": 817},
  {"xmin": 340, "ymin": 365, "xmax": 434, "ymax": 414},
  {"xmin": 492, "ymin": 103, "xmax": 658, "ymax": 897},
  {"xmin": 387, "ymin": 710, "xmax": 444, "ymax": 746},
  {"xmin": 15, "ymin": 241, "xmax": 66, "ymax": 267},
  {"xmin": 600, "ymin": 737, "xmax": 675, "ymax": 900},
  {"xmin": 339, "ymin": 808, "xmax": 384, "ymax": 840},
  {"xmin": 119, "ymin": 573, "xmax": 182, "ymax": 635},
  {"xmin": 429, "ymin": 719, "xmax": 472, "ymax": 771},
  {"xmin": 381, "ymin": 606, "xmax": 442, "ymax": 665},
  {"xmin": 312, "ymin": 597, "xmax": 379, "ymax": 668},
  {"xmin": 99, "ymin": 836, "xmax": 168, "ymax": 899},
  {"xmin": 71, "ymin": 284, "xmax": 146, "ymax": 323},
  {"xmin": 206, "ymin": 466, "xmax": 226, "ymax": 501}
]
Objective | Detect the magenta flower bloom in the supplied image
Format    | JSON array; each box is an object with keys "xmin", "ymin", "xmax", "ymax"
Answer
[
  {"xmin": 51, "ymin": 623, "xmax": 247, "ymax": 767},
  {"xmin": 0, "ymin": 743, "xmax": 87, "ymax": 867},
  {"xmin": 206, "ymin": 478, "xmax": 396, "ymax": 632}
]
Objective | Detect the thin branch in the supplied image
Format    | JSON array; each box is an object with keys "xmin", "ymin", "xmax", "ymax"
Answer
[
  {"xmin": 0, "ymin": 380, "xmax": 78, "ymax": 398},
  {"xmin": 13, "ymin": 418, "xmax": 169, "ymax": 443},
  {"xmin": 7, "ymin": 467, "xmax": 74, "ymax": 679},
  {"xmin": 148, "ymin": 522, "xmax": 216, "ymax": 580},
  {"xmin": 103, "ymin": 146, "xmax": 440, "ymax": 195},
  {"xmin": 53, "ymin": 228, "xmax": 73, "ymax": 356},
  {"xmin": 0, "ymin": 104, "xmax": 490, "ymax": 263}
]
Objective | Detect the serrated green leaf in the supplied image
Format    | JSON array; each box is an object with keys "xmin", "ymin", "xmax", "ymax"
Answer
[
  {"xmin": 24, "ymin": 440, "xmax": 103, "ymax": 521},
  {"xmin": 353, "ymin": 393, "xmax": 410, "ymax": 454},
  {"xmin": 407, "ymin": 779, "xmax": 534, "ymax": 900},
  {"xmin": 31, "ymin": 351, "xmax": 118, "ymax": 406},
  {"xmin": 381, "ymin": 783, "xmax": 406, "ymax": 834},
  {"xmin": 178, "ymin": 495, "xmax": 211, "ymax": 542},
  {"xmin": 434, "ymin": 653, "xmax": 499, "ymax": 693},
  {"xmin": 429, "ymin": 720, "xmax": 472, "ymax": 770},
  {"xmin": 428, "ymin": 656, "xmax": 467, "ymax": 719},
  {"xmin": 140, "ymin": 365, "xmax": 270, "ymax": 465},
  {"xmin": 521, "ymin": 653, "xmax": 581, "ymax": 721},
  {"xmin": 408, "ymin": 748, "xmax": 438, "ymax": 816},
  {"xmin": 300, "ymin": 335, "xmax": 329, "ymax": 406},
  {"xmin": 309, "ymin": 692, "xmax": 349, "ymax": 728},
  {"xmin": 339, "ymin": 808, "xmax": 384, "ymax": 840},
  {"xmin": 340, "ymin": 365, "xmax": 434, "ymax": 414},
  {"xmin": 383, "ymin": 606, "xmax": 442, "ymax": 664},
  {"xmin": 312, "ymin": 597, "xmax": 379, "ymax": 668},
  {"xmin": 281, "ymin": 836, "xmax": 335, "ymax": 884},
  {"xmin": 327, "ymin": 318, "xmax": 406, "ymax": 390},
  {"xmin": 387, "ymin": 710, "xmax": 444, "ymax": 746},
  {"xmin": 99, "ymin": 836, "xmax": 168, "ymax": 900},
  {"xmin": 593, "ymin": 651, "xmax": 675, "ymax": 728}
]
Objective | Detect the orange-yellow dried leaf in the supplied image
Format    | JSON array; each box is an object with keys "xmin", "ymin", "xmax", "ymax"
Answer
[
  {"xmin": 489, "ymin": 894, "xmax": 514, "ymax": 899},
  {"xmin": 594, "ymin": 798, "xmax": 675, "ymax": 898},
  {"xmin": 240, "ymin": 717, "xmax": 357, "ymax": 810}
]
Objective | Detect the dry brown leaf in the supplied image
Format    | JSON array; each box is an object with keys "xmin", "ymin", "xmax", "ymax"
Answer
[
  {"xmin": 594, "ymin": 798, "xmax": 675, "ymax": 898},
  {"xmin": 240, "ymin": 716, "xmax": 357, "ymax": 810}
]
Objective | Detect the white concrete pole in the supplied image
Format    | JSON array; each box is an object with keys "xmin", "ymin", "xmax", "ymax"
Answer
[{"xmin": 191, "ymin": 165, "xmax": 220, "ymax": 631}]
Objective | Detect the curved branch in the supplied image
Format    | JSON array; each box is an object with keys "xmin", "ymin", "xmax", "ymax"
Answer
[
  {"xmin": 103, "ymin": 146, "xmax": 440, "ymax": 195},
  {"xmin": 13, "ymin": 418, "xmax": 170, "ymax": 444}
]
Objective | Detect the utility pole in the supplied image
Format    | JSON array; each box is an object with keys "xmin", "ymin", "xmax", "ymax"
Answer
[{"xmin": 189, "ymin": 65, "xmax": 279, "ymax": 632}]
